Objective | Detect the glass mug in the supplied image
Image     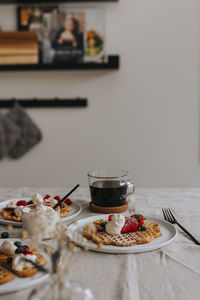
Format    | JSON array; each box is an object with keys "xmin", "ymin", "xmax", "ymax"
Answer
[{"xmin": 88, "ymin": 170, "xmax": 135, "ymax": 207}]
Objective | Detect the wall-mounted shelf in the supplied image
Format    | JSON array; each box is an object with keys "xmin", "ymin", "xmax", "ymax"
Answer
[
  {"xmin": 0, "ymin": 98, "xmax": 88, "ymax": 108},
  {"xmin": 0, "ymin": 0, "xmax": 118, "ymax": 4},
  {"xmin": 0, "ymin": 55, "xmax": 119, "ymax": 72}
]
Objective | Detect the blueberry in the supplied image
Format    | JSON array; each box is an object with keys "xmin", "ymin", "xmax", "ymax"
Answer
[
  {"xmin": 100, "ymin": 222, "xmax": 107, "ymax": 228},
  {"xmin": 14, "ymin": 241, "xmax": 22, "ymax": 247},
  {"xmin": 1, "ymin": 232, "xmax": 9, "ymax": 239},
  {"xmin": 15, "ymin": 247, "xmax": 23, "ymax": 254},
  {"xmin": 7, "ymin": 257, "xmax": 13, "ymax": 264},
  {"xmin": 141, "ymin": 226, "xmax": 147, "ymax": 231},
  {"xmin": 97, "ymin": 227, "xmax": 104, "ymax": 232}
]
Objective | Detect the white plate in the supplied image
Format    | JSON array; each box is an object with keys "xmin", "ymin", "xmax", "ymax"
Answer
[
  {"xmin": 0, "ymin": 198, "xmax": 82, "ymax": 227},
  {"xmin": 0, "ymin": 238, "xmax": 50, "ymax": 295},
  {"xmin": 67, "ymin": 214, "xmax": 177, "ymax": 254}
]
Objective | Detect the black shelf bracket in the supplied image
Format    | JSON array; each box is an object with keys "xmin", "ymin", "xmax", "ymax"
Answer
[{"xmin": 0, "ymin": 98, "xmax": 88, "ymax": 108}]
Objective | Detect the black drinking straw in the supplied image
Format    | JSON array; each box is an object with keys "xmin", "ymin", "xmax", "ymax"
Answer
[
  {"xmin": 53, "ymin": 184, "xmax": 80, "ymax": 210},
  {"xmin": 22, "ymin": 258, "xmax": 49, "ymax": 274}
]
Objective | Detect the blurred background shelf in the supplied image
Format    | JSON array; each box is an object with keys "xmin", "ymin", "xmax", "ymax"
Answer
[
  {"xmin": 0, "ymin": 98, "xmax": 88, "ymax": 108},
  {"xmin": 0, "ymin": 0, "xmax": 118, "ymax": 4},
  {"xmin": 0, "ymin": 55, "xmax": 119, "ymax": 71}
]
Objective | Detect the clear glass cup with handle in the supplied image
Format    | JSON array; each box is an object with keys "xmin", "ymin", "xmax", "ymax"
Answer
[{"xmin": 88, "ymin": 170, "xmax": 135, "ymax": 208}]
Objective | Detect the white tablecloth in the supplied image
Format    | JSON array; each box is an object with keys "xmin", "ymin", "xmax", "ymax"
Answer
[{"xmin": 0, "ymin": 188, "xmax": 200, "ymax": 300}]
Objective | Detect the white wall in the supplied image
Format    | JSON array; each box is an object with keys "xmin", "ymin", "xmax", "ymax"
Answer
[{"xmin": 0, "ymin": 0, "xmax": 200, "ymax": 188}]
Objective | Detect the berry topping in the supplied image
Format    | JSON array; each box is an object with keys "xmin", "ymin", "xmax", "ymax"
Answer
[
  {"xmin": 54, "ymin": 196, "xmax": 61, "ymax": 202},
  {"xmin": 15, "ymin": 247, "xmax": 23, "ymax": 254},
  {"xmin": 100, "ymin": 222, "xmax": 107, "ymax": 228},
  {"xmin": 7, "ymin": 257, "xmax": 13, "ymax": 264},
  {"xmin": 27, "ymin": 200, "xmax": 33, "ymax": 205},
  {"xmin": 22, "ymin": 245, "xmax": 29, "ymax": 252},
  {"xmin": 5, "ymin": 208, "xmax": 15, "ymax": 211},
  {"xmin": 14, "ymin": 241, "xmax": 22, "ymax": 247},
  {"xmin": 44, "ymin": 194, "xmax": 51, "ymax": 200},
  {"xmin": 65, "ymin": 198, "xmax": 72, "ymax": 205},
  {"xmin": 23, "ymin": 251, "xmax": 33, "ymax": 255},
  {"xmin": 121, "ymin": 217, "xmax": 139, "ymax": 233},
  {"xmin": 1, "ymin": 232, "xmax": 9, "ymax": 239},
  {"xmin": 97, "ymin": 227, "xmax": 104, "ymax": 232},
  {"xmin": 131, "ymin": 214, "xmax": 145, "ymax": 225},
  {"xmin": 108, "ymin": 215, "xmax": 113, "ymax": 221},
  {"xmin": 17, "ymin": 200, "xmax": 27, "ymax": 207},
  {"xmin": 141, "ymin": 225, "xmax": 147, "ymax": 231}
]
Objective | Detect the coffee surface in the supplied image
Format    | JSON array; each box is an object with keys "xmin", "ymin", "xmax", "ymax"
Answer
[{"xmin": 90, "ymin": 180, "xmax": 127, "ymax": 207}]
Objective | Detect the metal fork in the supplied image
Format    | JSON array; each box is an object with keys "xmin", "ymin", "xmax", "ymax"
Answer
[{"xmin": 162, "ymin": 208, "xmax": 200, "ymax": 245}]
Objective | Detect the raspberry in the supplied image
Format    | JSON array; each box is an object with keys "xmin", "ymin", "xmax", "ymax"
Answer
[
  {"xmin": 108, "ymin": 215, "xmax": 113, "ymax": 221},
  {"xmin": 44, "ymin": 194, "xmax": 51, "ymax": 200},
  {"xmin": 23, "ymin": 251, "xmax": 33, "ymax": 255},
  {"xmin": 65, "ymin": 198, "xmax": 72, "ymax": 205},
  {"xmin": 54, "ymin": 196, "xmax": 61, "ymax": 202},
  {"xmin": 22, "ymin": 245, "xmax": 29, "ymax": 252},
  {"xmin": 17, "ymin": 200, "xmax": 27, "ymax": 206}
]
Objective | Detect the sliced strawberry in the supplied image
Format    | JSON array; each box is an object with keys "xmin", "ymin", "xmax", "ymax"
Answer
[
  {"xmin": 17, "ymin": 200, "xmax": 27, "ymax": 206},
  {"xmin": 131, "ymin": 214, "xmax": 145, "ymax": 225},
  {"xmin": 65, "ymin": 198, "xmax": 72, "ymax": 205},
  {"xmin": 54, "ymin": 196, "xmax": 61, "ymax": 202},
  {"xmin": 44, "ymin": 194, "xmax": 51, "ymax": 200},
  {"xmin": 121, "ymin": 217, "xmax": 139, "ymax": 233},
  {"xmin": 108, "ymin": 214, "xmax": 113, "ymax": 221}
]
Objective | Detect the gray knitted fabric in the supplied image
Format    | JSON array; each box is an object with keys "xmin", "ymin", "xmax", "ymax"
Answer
[
  {"xmin": 0, "ymin": 113, "xmax": 20, "ymax": 159},
  {"xmin": 7, "ymin": 104, "xmax": 42, "ymax": 159}
]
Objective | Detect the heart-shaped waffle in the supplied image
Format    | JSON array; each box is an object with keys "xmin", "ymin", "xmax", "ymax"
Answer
[{"xmin": 83, "ymin": 219, "xmax": 162, "ymax": 247}]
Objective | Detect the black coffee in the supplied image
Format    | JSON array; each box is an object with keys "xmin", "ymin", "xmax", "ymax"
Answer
[{"xmin": 90, "ymin": 180, "xmax": 128, "ymax": 207}]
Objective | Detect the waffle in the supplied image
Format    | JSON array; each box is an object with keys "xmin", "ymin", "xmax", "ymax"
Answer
[
  {"xmin": 83, "ymin": 219, "xmax": 162, "ymax": 247},
  {"xmin": 0, "ymin": 268, "xmax": 14, "ymax": 284},
  {"xmin": 60, "ymin": 203, "xmax": 72, "ymax": 218},
  {"xmin": 0, "ymin": 248, "xmax": 47, "ymax": 278},
  {"xmin": 1, "ymin": 209, "xmax": 22, "ymax": 222},
  {"xmin": 1, "ymin": 203, "xmax": 72, "ymax": 222}
]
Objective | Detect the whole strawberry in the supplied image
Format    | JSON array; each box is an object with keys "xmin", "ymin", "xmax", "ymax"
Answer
[{"xmin": 131, "ymin": 214, "xmax": 145, "ymax": 225}]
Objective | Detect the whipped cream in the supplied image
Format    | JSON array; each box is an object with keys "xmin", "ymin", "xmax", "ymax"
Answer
[
  {"xmin": 22, "ymin": 204, "xmax": 60, "ymax": 241},
  {"xmin": 15, "ymin": 206, "xmax": 31, "ymax": 217},
  {"xmin": 87, "ymin": 223, "xmax": 96, "ymax": 234},
  {"xmin": 105, "ymin": 214, "xmax": 125, "ymax": 235},
  {"xmin": 44, "ymin": 197, "xmax": 58, "ymax": 207},
  {"xmin": 7, "ymin": 200, "xmax": 18, "ymax": 208},
  {"xmin": 14, "ymin": 206, "xmax": 23, "ymax": 217},
  {"xmin": 32, "ymin": 193, "xmax": 44, "ymax": 206},
  {"xmin": 12, "ymin": 254, "xmax": 36, "ymax": 271},
  {"xmin": 0, "ymin": 240, "xmax": 17, "ymax": 256}
]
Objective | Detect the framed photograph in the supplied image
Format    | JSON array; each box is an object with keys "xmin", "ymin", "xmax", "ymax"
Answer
[
  {"xmin": 42, "ymin": 11, "xmax": 85, "ymax": 64},
  {"xmin": 85, "ymin": 8, "xmax": 106, "ymax": 62},
  {"xmin": 17, "ymin": 6, "xmax": 59, "ymax": 43},
  {"xmin": 60, "ymin": 7, "xmax": 106, "ymax": 63}
]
